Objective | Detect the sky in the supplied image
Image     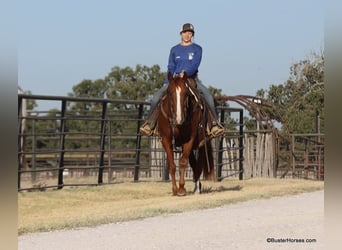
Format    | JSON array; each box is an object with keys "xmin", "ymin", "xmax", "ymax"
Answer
[{"xmin": 18, "ymin": 0, "xmax": 324, "ymax": 110}]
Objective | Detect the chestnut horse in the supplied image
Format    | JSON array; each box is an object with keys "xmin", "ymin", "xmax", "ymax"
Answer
[{"xmin": 158, "ymin": 72, "xmax": 214, "ymax": 196}]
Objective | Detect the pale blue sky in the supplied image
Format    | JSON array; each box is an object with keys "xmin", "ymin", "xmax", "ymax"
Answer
[{"xmin": 18, "ymin": 0, "xmax": 324, "ymax": 109}]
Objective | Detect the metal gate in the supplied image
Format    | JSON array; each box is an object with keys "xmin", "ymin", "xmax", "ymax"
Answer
[{"xmin": 18, "ymin": 94, "xmax": 244, "ymax": 191}]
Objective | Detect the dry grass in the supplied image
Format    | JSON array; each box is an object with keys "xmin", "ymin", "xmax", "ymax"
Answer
[{"xmin": 18, "ymin": 178, "xmax": 324, "ymax": 235}]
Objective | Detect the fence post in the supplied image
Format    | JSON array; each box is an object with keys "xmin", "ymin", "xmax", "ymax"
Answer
[
  {"xmin": 57, "ymin": 100, "xmax": 67, "ymax": 189},
  {"xmin": 98, "ymin": 101, "xmax": 108, "ymax": 185},
  {"xmin": 238, "ymin": 109, "xmax": 244, "ymax": 180},
  {"xmin": 31, "ymin": 118, "xmax": 37, "ymax": 182},
  {"xmin": 216, "ymin": 107, "xmax": 225, "ymax": 181},
  {"xmin": 134, "ymin": 104, "xmax": 144, "ymax": 182},
  {"xmin": 18, "ymin": 96, "xmax": 23, "ymax": 190}
]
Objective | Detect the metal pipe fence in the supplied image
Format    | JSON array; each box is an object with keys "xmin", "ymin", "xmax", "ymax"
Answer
[
  {"xmin": 18, "ymin": 94, "xmax": 324, "ymax": 191},
  {"xmin": 18, "ymin": 94, "xmax": 244, "ymax": 191}
]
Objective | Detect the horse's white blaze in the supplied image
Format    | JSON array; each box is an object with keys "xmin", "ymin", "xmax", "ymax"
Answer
[{"xmin": 176, "ymin": 86, "xmax": 182, "ymax": 124}]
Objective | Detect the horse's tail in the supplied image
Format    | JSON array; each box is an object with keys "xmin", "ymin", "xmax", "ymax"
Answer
[{"xmin": 199, "ymin": 140, "xmax": 215, "ymax": 181}]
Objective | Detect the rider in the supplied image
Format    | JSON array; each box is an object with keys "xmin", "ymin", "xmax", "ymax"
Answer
[{"xmin": 140, "ymin": 23, "xmax": 224, "ymax": 137}]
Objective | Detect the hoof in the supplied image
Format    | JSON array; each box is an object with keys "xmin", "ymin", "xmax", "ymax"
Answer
[
  {"xmin": 172, "ymin": 187, "xmax": 178, "ymax": 196},
  {"xmin": 177, "ymin": 192, "xmax": 186, "ymax": 196},
  {"xmin": 177, "ymin": 189, "xmax": 187, "ymax": 196}
]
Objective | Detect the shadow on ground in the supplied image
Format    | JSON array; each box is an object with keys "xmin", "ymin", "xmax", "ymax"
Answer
[{"xmin": 200, "ymin": 184, "xmax": 243, "ymax": 194}]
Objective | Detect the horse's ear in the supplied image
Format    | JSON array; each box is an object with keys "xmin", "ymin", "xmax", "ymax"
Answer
[
  {"xmin": 168, "ymin": 72, "xmax": 173, "ymax": 82},
  {"xmin": 182, "ymin": 72, "xmax": 188, "ymax": 79}
]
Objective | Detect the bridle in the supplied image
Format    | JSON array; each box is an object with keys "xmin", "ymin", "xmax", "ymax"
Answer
[{"xmin": 161, "ymin": 78, "xmax": 202, "ymax": 125}]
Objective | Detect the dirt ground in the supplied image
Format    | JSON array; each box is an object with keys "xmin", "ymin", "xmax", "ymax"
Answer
[{"xmin": 18, "ymin": 190, "xmax": 324, "ymax": 250}]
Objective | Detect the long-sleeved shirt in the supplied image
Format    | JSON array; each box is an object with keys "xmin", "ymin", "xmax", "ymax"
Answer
[{"xmin": 164, "ymin": 43, "xmax": 202, "ymax": 83}]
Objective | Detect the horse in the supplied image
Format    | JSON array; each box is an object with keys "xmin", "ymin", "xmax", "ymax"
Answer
[{"xmin": 157, "ymin": 72, "xmax": 214, "ymax": 196}]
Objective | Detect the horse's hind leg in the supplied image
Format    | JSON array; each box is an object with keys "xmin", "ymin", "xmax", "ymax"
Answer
[
  {"xmin": 189, "ymin": 150, "xmax": 202, "ymax": 194},
  {"xmin": 193, "ymin": 181, "xmax": 202, "ymax": 194},
  {"xmin": 201, "ymin": 142, "xmax": 215, "ymax": 181}
]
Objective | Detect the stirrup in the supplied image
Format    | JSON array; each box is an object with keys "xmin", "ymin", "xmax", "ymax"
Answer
[{"xmin": 140, "ymin": 123, "xmax": 153, "ymax": 136}]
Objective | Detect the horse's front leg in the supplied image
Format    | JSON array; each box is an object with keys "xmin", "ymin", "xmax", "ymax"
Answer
[
  {"xmin": 178, "ymin": 155, "xmax": 188, "ymax": 196},
  {"xmin": 161, "ymin": 139, "xmax": 178, "ymax": 195},
  {"xmin": 178, "ymin": 141, "xmax": 194, "ymax": 196},
  {"xmin": 168, "ymin": 159, "xmax": 178, "ymax": 196}
]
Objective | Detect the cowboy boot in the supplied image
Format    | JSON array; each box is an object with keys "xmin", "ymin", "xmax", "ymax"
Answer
[
  {"xmin": 206, "ymin": 109, "xmax": 224, "ymax": 137},
  {"xmin": 140, "ymin": 106, "xmax": 160, "ymax": 136},
  {"xmin": 210, "ymin": 121, "xmax": 225, "ymax": 137},
  {"xmin": 140, "ymin": 121, "xmax": 153, "ymax": 136}
]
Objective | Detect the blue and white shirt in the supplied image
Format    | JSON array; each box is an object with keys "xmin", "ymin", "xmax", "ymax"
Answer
[{"xmin": 164, "ymin": 43, "xmax": 202, "ymax": 83}]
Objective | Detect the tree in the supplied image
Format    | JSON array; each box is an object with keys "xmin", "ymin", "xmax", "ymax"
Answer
[
  {"xmin": 66, "ymin": 64, "xmax": 166, "ymax": 150},
  {"xmin": 105, "ymin": 64, "xmax": 165, "ymax": 101},
  {"xmin": 21, "ymin": 90, "xmax": 37, "ymax": 110},
  {"xmin": 103, "ymin": 65, "xmax": 165, "ymax": 148},
  {"xmin": 256, "ymin": 51, "xmax": 324, "ymax": 134}
]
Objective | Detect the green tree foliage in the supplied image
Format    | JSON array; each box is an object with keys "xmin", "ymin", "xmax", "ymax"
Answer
[
  {"xmin": 208, "ymin": 85, "xmax": 223, "ymax": 98},
  {"xmin": 67, "ymin": 78, "xmax": 108, "ymax": 112},
  {"xmin": 256, "ymin": 51, "xmax": 324, "ymax": 134},
  {"xmin": 64, "ymin": 65, "xmax": 165, "ymax": 150},
  {"xmin": 105, "ymin": 64, "xmax": 165, "ymax": 101},
  {"xmin": 69, "ymin": 79, "xmax": 108, "ymax": 98},
  {"xmin": 21, "ymin": 90, "xmax": 37, "ymax": 110},
  {"xmin": 104, "ymin": 65, "xmax": 165, "ymax": 149}
]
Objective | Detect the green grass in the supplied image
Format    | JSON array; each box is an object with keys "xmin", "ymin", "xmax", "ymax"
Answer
[{"xmin": 18, "ymin": 178, "xmax": 324, "ymax": 235}]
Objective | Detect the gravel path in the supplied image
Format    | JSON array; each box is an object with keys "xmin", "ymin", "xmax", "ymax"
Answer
[{"xmin": 19, "ymin": 190, "xmax": 324, "ymax": 250}]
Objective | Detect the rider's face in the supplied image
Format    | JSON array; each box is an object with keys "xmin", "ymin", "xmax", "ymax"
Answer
[{"xmin": 181, "ymin": 31, "xmax": 193, "ymax": 44}]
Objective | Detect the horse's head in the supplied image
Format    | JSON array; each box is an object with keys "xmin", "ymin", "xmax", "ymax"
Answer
[{"xmin": 167, "ymin": 72, "xmax": 191, "ymax": 125}]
